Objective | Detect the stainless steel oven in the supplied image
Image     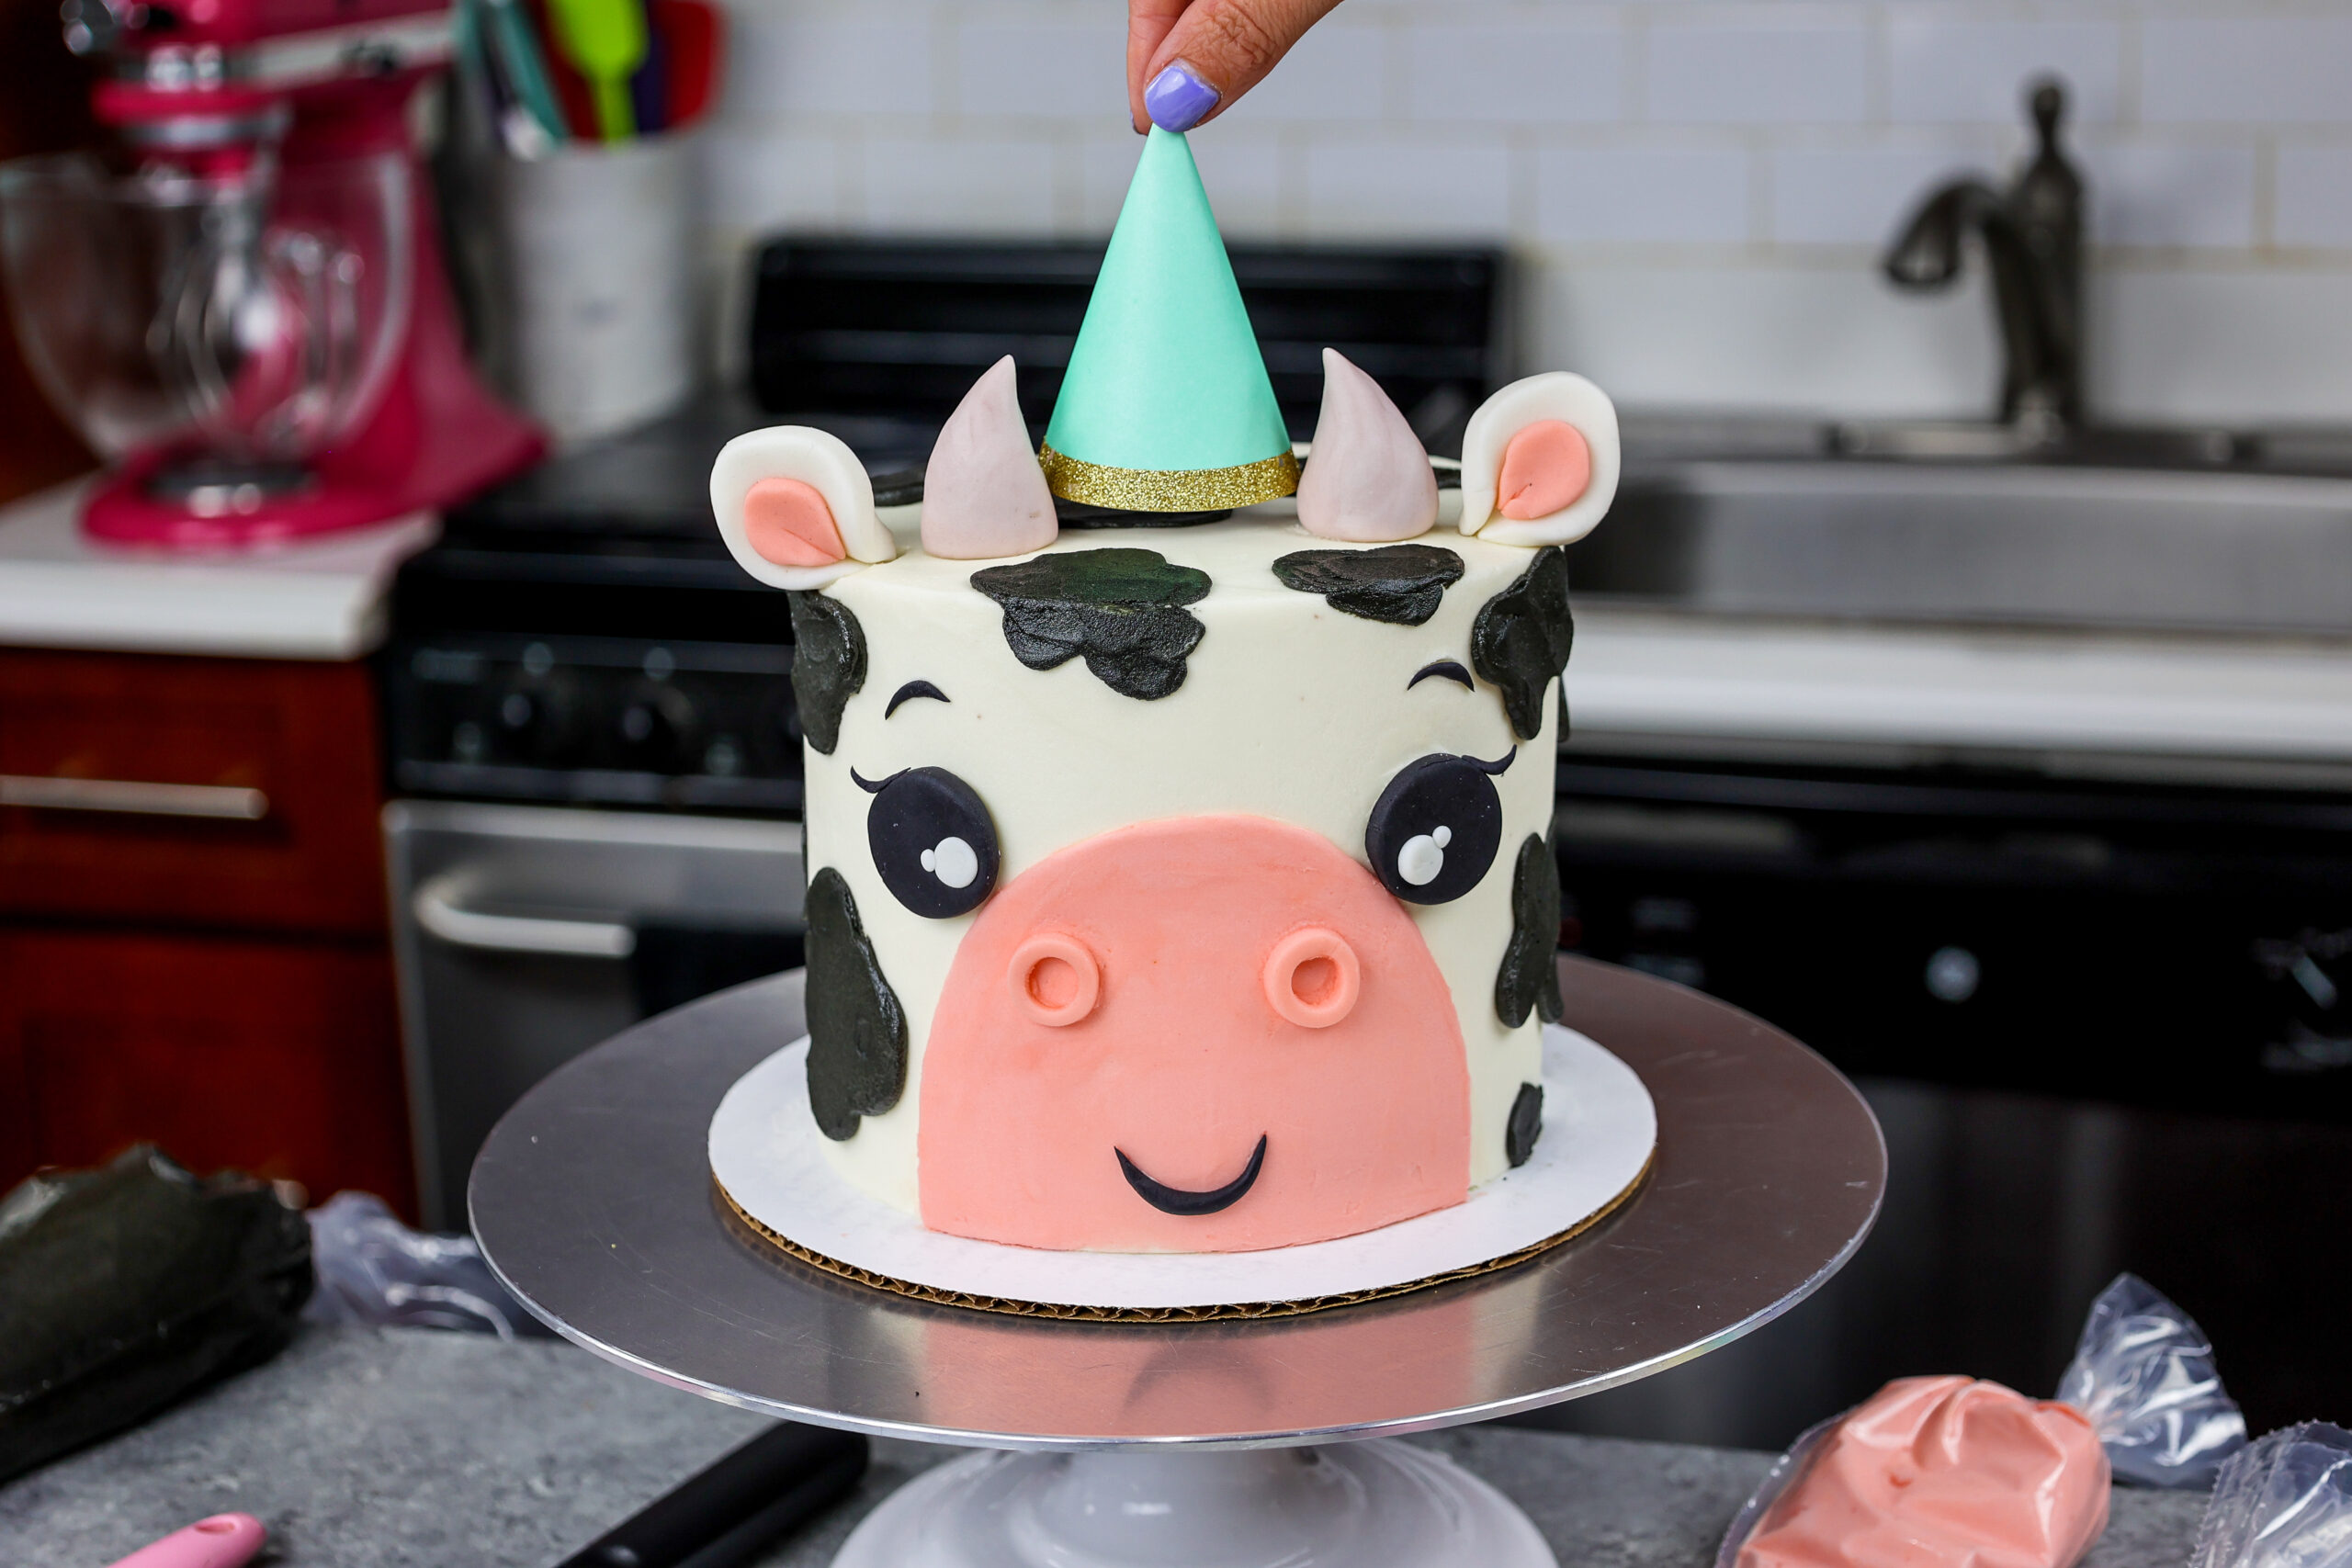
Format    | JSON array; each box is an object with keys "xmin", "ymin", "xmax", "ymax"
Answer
[{"xmin": 384, "ymin": 801, "xmax": 802, "ymax": 1227}]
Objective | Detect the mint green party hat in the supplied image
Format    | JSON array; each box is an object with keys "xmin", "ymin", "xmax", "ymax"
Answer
[{"xmin": 1041, "ymin": 128, "xmax": 1298, "ymax": 511}]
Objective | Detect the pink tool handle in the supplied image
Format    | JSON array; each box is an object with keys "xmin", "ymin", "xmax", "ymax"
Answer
[{"xmin": 104, "ymin": 1514, "xmax": 267, "ymax": 1568}]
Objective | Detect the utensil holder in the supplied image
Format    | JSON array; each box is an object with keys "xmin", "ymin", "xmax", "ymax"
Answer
[{"xmin": 496, "ymin": 131, "xmax": 699, "ymax": 445}]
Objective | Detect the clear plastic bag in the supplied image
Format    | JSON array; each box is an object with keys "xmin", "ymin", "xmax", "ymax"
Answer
[
  {"xmin": 302, "ymin": 1190, "xmax": 549, "ymax": 1339},
  {"xmin": 2190, "ymin": 1424, "xmax": 2352, "ymax": 1568},
  {"xmin": 2058, "ymin": 1273, "xmax": 2247, "ymax": 1488},
  {"xmin": 1717, "ymin": 1273, "xmax": 2246, "ymax": 1566}
]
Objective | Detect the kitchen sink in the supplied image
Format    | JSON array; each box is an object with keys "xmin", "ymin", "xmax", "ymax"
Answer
[{"xmin": 1568, "ymin": 461, "xmax": 2352, "ymax": 637}]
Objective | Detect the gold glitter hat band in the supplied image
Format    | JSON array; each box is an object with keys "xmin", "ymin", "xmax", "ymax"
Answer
[{"xmin": 1039, "ymin": 445, "xmax": 1300, "ymax": 513}]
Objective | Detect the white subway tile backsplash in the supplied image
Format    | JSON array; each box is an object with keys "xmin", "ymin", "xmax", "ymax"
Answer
[
  {"xmin": 703, "ymin": 129, "xmax": 842, "ymax": 231},
  {"xmin": 2277, "ymin": 145, "xmax": 2352, "ymax": 251},
  {"xmin": 859, "ymin": 134, "xmax": 1062, "ymax": 232},
  {"xmin": 1644, "ymin": 21, "xmax": 1870, "ymax": 126},
  {"xmin": 2142, "ymin": 17, "xmax": 2352, "ymax": 128},
  {"xmin": 1535, "ymin": 145, "xmax": 1749, "ymax": 245},
  {"xmin": 2081, "ymin": 143, "xmax": 2257, "ymax": 250},
  {"xmin": 1302, "ymin": 137, "xmax": 1512, "ymax": 239},
  {"xmin": 956, "ymin": 16, "xmax": 1128, "ymax": 121},
  {"xmin": 1401, "ymin": 17, "xmax": 1623, "ymax": 125},
  {"xmin": 690, "ymin": 0, "xmax": 2352, "ymax": 422},
  {"xmin": 1217, "ymin": 21, "xmax": 1388, "ymax": 124},
  {"xmin": 724, "ymin": 10, "xmax": 935, "ymax": 121},
  {"xmin": 1771, "ymin": 142, "xmax": 2000, "ymax": 247},
  {"xmin": 1887, "ymin": 16, "xmax": 2121, "ymax": 127},
  {"xmin": 1083, "ymin": 131, "xmax": 1286, "ymax": 236}
]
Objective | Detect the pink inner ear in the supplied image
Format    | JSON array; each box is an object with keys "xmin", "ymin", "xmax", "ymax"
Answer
[
  {"xmin": 1496, "ymin": 419, "xmax": 1592, "ymax": 521},
  {"xmin": 743, "ymin": 478, "xmax": 845, "ymax": 567}
]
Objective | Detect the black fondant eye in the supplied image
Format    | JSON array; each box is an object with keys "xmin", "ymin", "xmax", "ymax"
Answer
[
  {"xmin": 1364, "ymin": 754, "xmax": 1504, "ymax": 905},
  {"xmin": 866, "ymin": 766, "xmax": 1000, "ymax": 918}
]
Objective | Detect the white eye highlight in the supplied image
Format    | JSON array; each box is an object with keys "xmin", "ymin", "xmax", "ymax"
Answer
[
  {"xmin": 1396, "ymin": 825, "xmax": 1453, "ymax": 887},
  {"xmin": 921, "ymin": 836, "xmax": 980, "ymax": 889}
]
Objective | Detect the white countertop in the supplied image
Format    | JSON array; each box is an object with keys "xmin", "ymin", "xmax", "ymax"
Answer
[{"xmin": 0, "ymin": 477, "xmax": 437, "ymax": 661}]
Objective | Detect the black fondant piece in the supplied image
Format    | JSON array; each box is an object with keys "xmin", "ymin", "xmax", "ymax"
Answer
[
  {"xmin": 1115, "ymin": 1135, "xmax": 1269, "ymax": 1217},
  {"xmin": 1363, "ymin": 752, "xmax": 1504, "ymax": 906},
  {"xmin": 885, "ymin": 679, "xmax": 949, "ymax": 718},
  {"xmin": 786, "ymin": 591, "xmax": 867, "ymax": 756},
  {"xmin": 1409, "ymin": 660, "xmax": 1476, "ymax": 691},
  {"xmin": 1056, "ymin": 497, "xmax": 1234, "ymax": 529},
  {"xmin": 1496, "ymin": 833, "xmax": 1565, "ymax": 1029},
  {"xmin": 1506, "ymin": 1082, "xmax": 1544, "ymax": 1168},
  {"xmin": 865, "ymin": 765, "xmax": 1001, "ymax": 919},
  {"xmin": 1471, "ymin": 547, "xmax": 1576, "ymax": 740},
  {"xmin": 870, "ymin": 468, "xmax": 925, "ymax": 508},
  {"xmin": 0, "ymin": 1145, "xmax": 311, "ymax": 1485},
  {"xmin": 970, "ymin": 548, "xmax": 1211, "ymax": 701},
  {"xmin": 804, "ymin": 866, "xmax": 908, "ymax": 1141},
  {"xmin": 1271, "ymin": 544, "xmax": 1465, "ymax": 627}
]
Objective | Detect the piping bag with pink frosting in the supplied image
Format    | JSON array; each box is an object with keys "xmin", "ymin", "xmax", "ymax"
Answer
[{"xmin": 1718, "ymin": 1274, "xmax": 2246, "ymax": 1568}]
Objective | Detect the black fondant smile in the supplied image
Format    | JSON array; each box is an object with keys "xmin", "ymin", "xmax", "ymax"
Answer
[{"xmin": 1114, "ymin": 1135, "xmax": 1268, "ymax": 1217}]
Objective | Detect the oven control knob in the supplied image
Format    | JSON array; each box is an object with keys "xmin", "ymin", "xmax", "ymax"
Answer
[
  {"xmin": 494, "ymin": 671, "xmax": 584, "ymax": 764},
  {"xmin": 616, "ymin": 682, "xmax": 697, "ymax": 772}
]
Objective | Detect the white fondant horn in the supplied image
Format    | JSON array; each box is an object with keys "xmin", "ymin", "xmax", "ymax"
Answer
[
  {"xmin": 711, "ymin": 425, "xmax": 896, "ymax": 591},
  {"xmin": 1456, "ymin": 371, "xmax": 1622, "ymax": 547},
  {"xmin": 922, "ymin": 355, "xmax": 1058, "ymax": 561},
  {"xmin": 1296, "ymin": 348, "xmax": 1440, "ymax": 543}
]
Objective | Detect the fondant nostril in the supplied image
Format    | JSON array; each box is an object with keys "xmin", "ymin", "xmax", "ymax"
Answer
[
  {"xmin": 1009, "ymin": 932, "xmax": 1102, "ymax": 1027},
  {"xmin": 1496, "ymin": 419, "xmax": 1592, "ymax": 521},
  {"xmin": 1262, "ymin": 927, "xmax": 1361, "ymax": 1029}
]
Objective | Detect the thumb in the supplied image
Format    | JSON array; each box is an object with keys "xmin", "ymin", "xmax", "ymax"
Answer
[{"xmin": 1140, "ymin": 0, "xmax": 1347, "ymax": 132}]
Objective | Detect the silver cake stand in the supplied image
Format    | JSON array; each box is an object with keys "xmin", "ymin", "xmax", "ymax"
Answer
[{"xmin": 471, "ymin": 957, "xmax": 1885, "ymax": 1568}]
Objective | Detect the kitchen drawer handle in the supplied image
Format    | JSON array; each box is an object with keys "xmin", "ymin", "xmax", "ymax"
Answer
[
  {"xmin": 412, "ymin": 872, "xmax": 636, "ymax": 958},
  {"xmin": 0, "ymin": 773, "xmax": 269, "ymax": 821}
]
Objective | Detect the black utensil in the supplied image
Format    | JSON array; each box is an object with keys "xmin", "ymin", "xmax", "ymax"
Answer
[{"xmin": 555, "ymin": 1421, "xmax": 867, "ymax": 1568}]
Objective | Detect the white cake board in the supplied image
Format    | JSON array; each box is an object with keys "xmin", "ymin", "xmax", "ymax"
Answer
[{"xmin": 707, "ymin": 1023, "xmax": 1655, "ymax": 1314}]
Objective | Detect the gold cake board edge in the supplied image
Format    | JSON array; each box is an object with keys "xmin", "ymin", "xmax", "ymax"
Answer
[{"xmin": 712, "ymin": 1149, "xmax": 1656, "ymax": 1324}]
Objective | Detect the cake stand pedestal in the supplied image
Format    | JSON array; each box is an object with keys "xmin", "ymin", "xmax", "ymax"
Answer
[{"xmin": 470, "ymin": 957, "xmax": 1886, "ymax": 1567}]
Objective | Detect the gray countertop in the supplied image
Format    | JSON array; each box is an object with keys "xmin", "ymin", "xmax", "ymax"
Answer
[{"xmin": 0, "ymin": 1325, "xmax": 2207, "ymax": 1566}]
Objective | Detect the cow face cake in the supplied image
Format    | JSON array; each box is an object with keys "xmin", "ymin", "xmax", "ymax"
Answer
[{"xmin": 708, "ymin": 128, "xmax": 1619, "ymax": 1255}]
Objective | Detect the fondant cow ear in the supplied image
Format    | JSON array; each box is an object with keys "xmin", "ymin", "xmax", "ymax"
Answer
[
  {"xmin": 1456, "ymin": 372, "xmax": 1621, "ymax": 547},
  {"xmin": 1297, "ymin": 348, "xmax": 1439, "ymax": 543},
  {"xmin": 711, "ymin": 425, "xmax": 896, "ymax": 591},
  {"xmin": 922, "ymin": 355, "xmax": 1057, "ymax": 560}
]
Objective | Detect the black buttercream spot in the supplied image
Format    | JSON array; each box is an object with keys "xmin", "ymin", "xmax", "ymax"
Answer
[
  {"xmin": 1272, "ymin": 544, "xmax": 1466, "ymax": 627},
  {"xmin": 786, "ymin": 591, "xmax": 867, "ymax": 757},
  {"xmin": 1495, "ymin": 833, "xmax": 1565, "ymax": 1029},
  {"xmin": 804, "ymin": 866, "xmax": 907, "ymax": 1141},
  {"xmin": 1471, "ymin": 547, "xmax": 1576, "ymax": 741},
  {"xmin": 1506, "ymin": 1082, "xmax": 1544, "ymax": 1168},
  {"xmin": 970, "ymin": 547, "xmax": 1211, "ymax": 701}
]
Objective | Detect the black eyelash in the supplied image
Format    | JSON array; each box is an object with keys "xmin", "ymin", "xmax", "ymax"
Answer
[
  {"xmin": 1408, "ymin": 660, "xmax": 1476, "ymax": 691},
  {"xmin": 850, "ymin": 766, "xmax": 904, "ymax": 795},
  {"xmin": 1466, "ymin": 746, "xmax": 1516, "ymax": 776},
  {"xmin": 885, "ymin": 680, "xmax": 950, "ymax": 717}
]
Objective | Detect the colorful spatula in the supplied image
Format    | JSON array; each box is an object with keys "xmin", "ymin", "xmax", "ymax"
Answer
[{"xmin": 545, "ymin": 0, "xmax": 647, "ymax": 141}]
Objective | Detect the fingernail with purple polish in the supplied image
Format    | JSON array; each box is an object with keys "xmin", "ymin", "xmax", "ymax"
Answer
[{"xmin": 1145, "ymin": 61, "xmax": 1220, "ymax": 132}]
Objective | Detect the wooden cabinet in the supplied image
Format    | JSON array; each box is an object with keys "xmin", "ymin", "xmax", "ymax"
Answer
[
  {"xmin": 0, "ymin": 647, "xmax": 415, "ymax": 1215},
  {"xmin": 0, "ymin": 650, "xmax": 390, "ymax": 934}
]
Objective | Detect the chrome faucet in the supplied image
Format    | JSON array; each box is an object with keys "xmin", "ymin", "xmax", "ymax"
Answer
[{"xmin": 1884, "ymin": 80, "xmax": 2085, "ymax": 442}]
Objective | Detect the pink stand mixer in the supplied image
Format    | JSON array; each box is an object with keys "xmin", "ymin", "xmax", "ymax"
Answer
[{"xmin": 0, "ymin": 0, "xmax": 542, "ymax": 547}]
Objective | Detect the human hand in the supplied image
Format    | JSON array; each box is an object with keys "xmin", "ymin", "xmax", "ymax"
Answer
[{"xmin": 1127, "ymin": 0, "xmax": 1348, "ymax": 133}]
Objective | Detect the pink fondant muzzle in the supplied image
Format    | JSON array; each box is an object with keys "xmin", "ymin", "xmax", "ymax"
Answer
[{"xmin": 917, "ymin": 815, "xmax": 1472, "ymax": 1252}]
